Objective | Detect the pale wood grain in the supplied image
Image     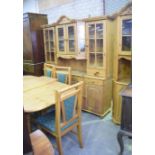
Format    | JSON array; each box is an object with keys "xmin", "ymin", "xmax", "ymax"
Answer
[{"xmin": 30, "ymin": 129, "xmax": 54, "ymax": 155}]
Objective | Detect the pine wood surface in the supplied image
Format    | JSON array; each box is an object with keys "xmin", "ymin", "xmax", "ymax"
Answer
[
  {"xmin": 30, "ymin": 129, "xmax": 54, "ymax": 155},
  {"xmin": 23, "ymin": 76, "xmax": 57, "ymax": 92},
  {"xmin": 23, "ymin": 76, "xmax": 70, "ymax": 113}
]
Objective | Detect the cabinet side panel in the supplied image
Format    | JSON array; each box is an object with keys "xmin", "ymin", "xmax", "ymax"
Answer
[{"xmin": 23, "ymin": 17, "xmax": 33, "ymax": 62}]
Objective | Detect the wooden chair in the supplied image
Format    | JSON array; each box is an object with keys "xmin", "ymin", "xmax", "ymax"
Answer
[
  {"xmin": 35, "ymin": 81, "xmax": 84, "ymax": 155},
  {"xmin": 44, "ymin": 63, "xmax": 56, "ymax": 78},
  {"xmin": 44, "ymin": 63, "xmax": 71, "ymax": 85},
  {"xmin": 55, "ymin": 66, "xmax": 71, "ymax": 85}
]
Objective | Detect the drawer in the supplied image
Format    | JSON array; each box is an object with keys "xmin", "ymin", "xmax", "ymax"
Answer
[
  {"xmin": 87, "ymin": 68, "xmax": 105, "ymax": 77},
  {"xmin": 84, "ymin": 77, "xmax": 104, "ymax": 85},
  {"xmin": 72, "ymin": 75, "xmax": 84, "ymax": 84}
]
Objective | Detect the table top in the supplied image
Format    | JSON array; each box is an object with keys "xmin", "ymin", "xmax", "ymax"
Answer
[
  {"xmin": 23, "ymin": 75, "xmax": 57, "ymax": 92},
  {"xmin": 23, "ymin": 76, "xmax": 70, "ymax": 113}
]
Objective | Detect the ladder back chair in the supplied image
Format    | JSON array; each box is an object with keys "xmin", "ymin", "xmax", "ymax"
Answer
[
  {"xmin": 36, "ymin": 81, "xmax": 84, "ymax": 155},
  {"xmin": 44, "ymin": 63, "xmax": 56, "ymax": 78},
  {"xmin": 55, "ymin": 66, "xmax": 71, "ymax": 85}
]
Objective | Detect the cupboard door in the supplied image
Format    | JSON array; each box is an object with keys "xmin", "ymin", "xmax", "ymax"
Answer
[
  {"xmin": 66, "ymin": 24, "xmax": 76, "ymax": 53},
  {"xmin": 85, "ymin": 84, "xmax": 104, "ymax": 114},
  {"xmin": 57, "ymin": 26, "xmax": 66, "ymax": 53}
]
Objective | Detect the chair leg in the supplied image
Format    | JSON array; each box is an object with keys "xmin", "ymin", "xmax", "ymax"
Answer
[
  {"xmin": 56, "ymin": 136, "xmax": 63, "ymax": 155},
  {"xmin": 77, "ymin": 123, "xmax": 83, "ymax": 148}
]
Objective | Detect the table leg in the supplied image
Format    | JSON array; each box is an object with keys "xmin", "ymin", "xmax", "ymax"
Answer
[
  {"xmin": 117, "ymin": 130, "xmax": 132, "ymax": 155},
  {"xmin": 26, "ymin": 113, "xmax": 31, "ymax": 133}
]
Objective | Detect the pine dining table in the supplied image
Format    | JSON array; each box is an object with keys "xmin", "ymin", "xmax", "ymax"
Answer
[{"xmin": 23, "ymin": 75, "xmax": 70, "ymax": 132}]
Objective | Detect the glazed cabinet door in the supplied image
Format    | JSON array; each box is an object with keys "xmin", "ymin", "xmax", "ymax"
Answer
[
  {"xmin": 56, "ymin": 26, "xmax": 66, "ymax": 53},
  {"xmin": 86, "ymin": 21, "xmax": 106, "ymax": 77},
  {"xmin": 43, "ymin": 28, "xmax": 55, "ymax": 63},
  {"xmin": 119, "ymin": 16, "xmax": 132, "ymax": 55},
  {"xmin": 66, "ymin": 24, "xmax": 77, "ymax": 53},
  {"xmin": 48, "ymin": 28, "xmax": 55, "ymax": 62},
  {"xmin": 43, "ymin": 29, "xmax": 50, "ymax": 62}
]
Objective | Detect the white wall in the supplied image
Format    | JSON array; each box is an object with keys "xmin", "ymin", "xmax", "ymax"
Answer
[
  {"xmin": 39, "ymin": 0, "xmax": 104, "ymax": 23},
  {"xmin": 23, "ymin": 0, "xmax": 39, "ymax": 13},
  {"xmin": 23, "ymin": 0, "xmax": 131, "ymax": 23}
]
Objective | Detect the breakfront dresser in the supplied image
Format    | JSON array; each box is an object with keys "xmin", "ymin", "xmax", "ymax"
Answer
[
  {"xmin": 23, "ymin": 13, "xmax": 47, "ymax": 76},
  {"xmin": 112, "ymin": 2, "xmax": 132, "ymax": 124},
  {"xmin": 42, "ymin": 16, "xmax": 113, "ymax": 117}
]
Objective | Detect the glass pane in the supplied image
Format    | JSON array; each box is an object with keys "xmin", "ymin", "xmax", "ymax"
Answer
[
  {"xmin": 89, "ymin": 24, "xmax": 95, "ymax": 39},
  {"xmin": 89, "ymin": 53, "xmax": 95, "ymax": 66},
  {"xmin": 96, "ymin": 54, "xmax": 103, "ymax": 67},
  {"xmin": 50, "ymin": 52, "xmax": 54, "ymax": 62},
  {"xmin": 49, "ymin": 30, "xmax": 53, "ymax": 41},
  {"xmin": 122, "ymin": 36, "xmax": 132, "ymax": 51},
  {"xmin": 45, "ymin": 30, "xmax": 48, "ymax": 40},
  {"xmin": 59, "ymin": 41, "xmax": 64, "ymax": 51},
  {"xmin": 79, "ymin": 39, "xmax": 85, "ymax": 52},
  {"xmin": 50, "ymin": 48, "xmax": 54, "ymax": 53},
  {"xmin": 122, "ymin": 19, "xmax": 132, "ymax": 35},
  {"xmin": 50, "ymin": 41, "xmax": 54, "ymax": 49},
  {"xmin": 96, "ymin": 39, "xmax": 103, "ymax": 53},
  {"xmin": 45, "ymin": 42, "xmax": 49, "ymax": 52},
  {"xmin": 89, "ymin": 39, "xmax": 95, "ymax": 52},
  {"xmin": 96, "ymin": 23, "xmax": 103, "ymax": 38},
  {"xmin": 58, "ymin": 28, "xmax": 64, "ymax": 40},
  {"xmin": 68, "ymin": 26, "xmax": 74, "ymax": 40},
  {"xmin": 46, "ymin": 52, "xmax": 50, "ymax": 61},
  {"xmin": 69, "ymin": 40, "xmax": 75, "ymax": 52}
]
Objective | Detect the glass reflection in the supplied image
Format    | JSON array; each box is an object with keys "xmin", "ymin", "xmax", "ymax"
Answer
[
  {"xmin": 89, "ymin": 24, "xmax": 95, "ymax": 39},
  {"xmin": 50, "ymin": 52, "xmax": 54, "ymax": 61},
  {"xmin": 96, "ymin": 23, "xmax": 103, "ymax": 38},
  {"xmin": 68, "ymin": 26, "xmax": 74, "ymax": 40},
  {"xmin": 89, "ymin": 53, "xmax": 95, "ymax": 66},
  {"xmin": 96, "ymin": 54, "xmax": 103, "ymax": 67},
  {"xmin": 58, "ymin": 28, "xmax": 64, "ymax": 40},
  {"xmin": 96, "ymin": 39, "xmax": 103, "ymax": 52},
  {"xmin": 49, "ymin": 30, "xmax": 53, "ymax": 41},
  {"xmin": 69, "ymin": 40, "xmax": 75, "ymax": 52},
  {"xmin": 122, "ymin": 19, "xmax": 132, "ymax": 35},
  {"xmin": 89, "ymin": 39, "xmax": 95, "ymax": 52},
  {"xmin": 59, "ymin": 41, "xmax": 64, "ymax": 51},
  {"xmin": 122, "ymin": 36, "xmax": 132, "ymax": 51}
]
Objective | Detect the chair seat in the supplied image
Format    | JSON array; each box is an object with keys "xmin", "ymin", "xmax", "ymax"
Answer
[{"xmin": 36, "ymin": 111, "xmax": 78, "ymax": 132}]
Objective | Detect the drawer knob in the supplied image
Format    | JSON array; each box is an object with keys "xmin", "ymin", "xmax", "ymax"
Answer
[{"xmin": 94, "ymin": 72, "xmax": 99, "ymax": 76}]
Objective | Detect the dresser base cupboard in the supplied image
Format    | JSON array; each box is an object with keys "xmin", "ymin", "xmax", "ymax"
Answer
[{"xmin": 72, "ymin": 73, "xmax": 112, "ymax": 117}]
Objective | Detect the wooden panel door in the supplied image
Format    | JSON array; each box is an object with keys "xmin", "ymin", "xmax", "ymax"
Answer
[{"xmin": 85, "ymin": 84, "xmax": 104, "ymax": 115}]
